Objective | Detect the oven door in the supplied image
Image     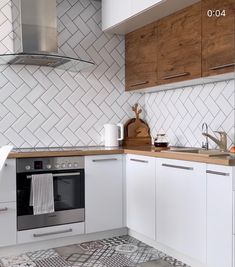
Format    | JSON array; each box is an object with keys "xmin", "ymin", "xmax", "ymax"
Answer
[{"xmin": 17, "ymin": 170, "xmax": 85, "ymax": 231}]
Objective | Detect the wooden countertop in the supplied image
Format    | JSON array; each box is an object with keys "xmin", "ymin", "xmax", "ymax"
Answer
[{"xmin": 8, "ymin": 146, "xmax": 235, "ymax": 166}]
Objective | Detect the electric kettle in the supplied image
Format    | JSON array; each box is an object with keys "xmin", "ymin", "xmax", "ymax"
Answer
[{"xmin": 104, "ymin": 123, "xmax": 124, "ymax": 147}]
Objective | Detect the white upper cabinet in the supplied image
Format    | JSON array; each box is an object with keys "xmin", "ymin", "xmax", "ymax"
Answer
[
  {"xmin": 206, "ymin": 164, "xmax": 233, "ymax": 267},
  {"xmin": 156, "ymin": 158, "xmax": 207, "ymax": 263},
  {"xmin": 131, "ymin": 0, "xmax": 163, "ymax": 15},
  {"xmin": 102, "ymin": 0, "xmax": 132, "ymax": 31},
  {"xmin": 126, "ymin": 154, "xmax": 156, "ymax": 240},
  {"xmin": 102, "ymin": 0, "xmax": 200, "ymax": 33},
  {"xmin": 85, "ymin": 155, "xmax": 123, "ymax": 233},
  {"xmin": 0, "ymin": 159, "xmax": 16, "ymax": 203}
]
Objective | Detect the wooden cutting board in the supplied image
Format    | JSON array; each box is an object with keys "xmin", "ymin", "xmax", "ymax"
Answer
[{"xmin": 123, "ymin": 104, "xmax": 151, "ymax": 146}]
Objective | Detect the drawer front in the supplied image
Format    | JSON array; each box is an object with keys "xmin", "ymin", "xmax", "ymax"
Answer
[
  {"xmin": 0, "ymin": 159, "xmax": 16, "ymax": 203},
  {"xmin": 17, "ymin": 222, "xmax": 85, "ymax": 244},
  {"xmin": 0, "ymin": 202, "xmax": 17, "ymax": 247}
]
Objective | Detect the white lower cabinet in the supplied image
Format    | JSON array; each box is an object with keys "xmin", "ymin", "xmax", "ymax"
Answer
[
  {"xmin": 126, "ymin": 154, "xmax": 156, "ymax": 240},
  {"xmin": 85, "ymin": 155, "xmax": 123, "ymax": 233},
  {"xmin": 0, "ymin": 202, "xmax": 16, "ymax": 247},
  {"xmin": 206, "ymin": 164, "xmax": 233, "ymax": 267},
  {"xmin": 156, "ymin": 158, "xmax": 207, "ymax": 263},
  {"xmin": 0, "ymin": 159, "xmax": 17, "ymax": 247},
  {"xmin": 17, "ymin": 222, "xmax": 84, "ymax": 244},
  {"xmin": 0, "ymin": 159, "xmax": 16, "ymax": 203}
]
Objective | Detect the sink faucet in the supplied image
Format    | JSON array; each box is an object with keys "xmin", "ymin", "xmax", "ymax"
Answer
[
  {"xmin": 202, "ymin": 130, "xmax": 227, "ymax": 151},
  {"xmin": 202, "ymin": 123, "xmax": 209, "ymax": 150}
]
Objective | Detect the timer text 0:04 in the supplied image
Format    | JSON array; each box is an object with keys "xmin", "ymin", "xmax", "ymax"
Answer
[{"xmin": 207, "ymin": 9, "xmax": 226, "ymax": 17}]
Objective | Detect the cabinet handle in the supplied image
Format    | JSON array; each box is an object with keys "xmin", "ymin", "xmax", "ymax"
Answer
[
  {"xmin": 162, "ymin": 72, "xmax": 190, "ymax": 80},
  {"xmin": 33, "ymin": 228, "xmax": 72, "ymax": 238},
  {"xmin": 130, "ymin": 159, "xmax": 148, "ymax": 163},
  {"xmin": 92, "ymin": 158, "xmax": 118, "ymax": 162},
  {"xmin": 129, "ymin": 81, "xmax": 149, "ymax": 87},
  {"xmin": 27, "ymin": 172, "xmax": 80, "ymax": 179},
  {"xmin": 0, "ymin": 207, "xmax": 8, "ymax": 212},
  {"xmin": 206, "ymin": 170, "xmax": 230, "ymax": 176},
  {"xmin": 162, "ymin": 163, "xmax": 193, "ymax": 170},
  {"xmin": 209, "ymin": 63, "xmax": 235, "ymax": 70}
]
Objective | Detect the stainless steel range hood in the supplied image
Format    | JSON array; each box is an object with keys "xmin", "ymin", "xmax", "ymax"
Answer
[{"xmin": 0, "ymin": 0, "xmax": 94, "ymax": 72}]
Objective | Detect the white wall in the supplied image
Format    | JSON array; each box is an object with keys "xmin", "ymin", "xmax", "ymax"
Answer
[
  {"xmin": 0, "ymin": 0, "xmax": 144, "ymax": 147},
  {"xmin": 0, "ymin": 0, "xmax": 234, "ymax": 149}
]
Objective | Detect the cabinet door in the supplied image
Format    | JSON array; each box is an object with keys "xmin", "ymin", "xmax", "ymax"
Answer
[
  {"xmin": 102, "ymin": 0, "xmax": 132, "ymax": 31},
  {"xmin": 85, "ymin": 155, "xmax": 123, "ymax": 233},
  {"xmin": 0, "ymin": 202, "xmax": 16, "ymax": 247},
  {"xmin": 156, "ymin": 159, "xmax": 206, "ymax": 263},
  {"xmin": 125, "ymin": 22, "xmax": 157, "ymax": 91},
  {"xmin": 157, "ymin": 3, "xmax": 201, "ymax": 84},
  {"xmin": 126, "ymin": 155, "xmax": 155, "ymax": 240},
  {"xmin": 206, "ymin": 164, "xmax": 233, "ymax": 267},
  {"xmin": 202, "ymin": 0, "xmax": 235, "ymax": 76},
  {"xmin": 0, "ymin": 159, "xmax": 16, "ymax": 203}
]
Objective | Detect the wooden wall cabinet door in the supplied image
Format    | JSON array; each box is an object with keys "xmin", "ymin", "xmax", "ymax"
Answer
[
  {"xmin": 157, "ymin": 3, "xmax": 201, "ymax": 84},
  {"xmin": 125, "ymin": 22, "xmax": 157, "ymax": 91},
  {"xmin": 202, "ymin": 0, "xmax": 235, "ymax": 76}
]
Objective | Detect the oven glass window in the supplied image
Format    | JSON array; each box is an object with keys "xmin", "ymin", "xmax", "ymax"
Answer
[
  {"xmin": 17, "ymin": 170, "xmax": 84, "ymax": 216},
  {"xmin": 54, "ymin": 173, "xmax": 84, "ymax": 210}
]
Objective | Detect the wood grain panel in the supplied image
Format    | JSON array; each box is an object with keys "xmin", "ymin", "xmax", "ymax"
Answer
[
  {"xmin": 125, "ymin": 22, "xmax": 157, "ymax": 91},
  {"xmin": 157, "ymin": 2, "xmax": 202, "ymax": 84},
  {"xmin": 202, "ymin": 0, "xmax": 235, "ymax": 76}
]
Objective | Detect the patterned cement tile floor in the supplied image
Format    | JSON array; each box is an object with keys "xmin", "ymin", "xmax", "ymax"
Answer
[{"xmin": 0, "ymin": 236, "xmax": 190, "ymax": 267}]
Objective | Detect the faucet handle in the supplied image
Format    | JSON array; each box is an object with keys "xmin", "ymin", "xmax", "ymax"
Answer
[
  {"xmin": 214, "ymin": 131, "xmax": 227, "ymax": 151},
  {"xmin": 214, "ymin": 131, "xmax": 227, "ymax": 137}
]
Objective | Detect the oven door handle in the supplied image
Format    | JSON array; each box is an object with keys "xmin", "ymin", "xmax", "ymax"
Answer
[{"xmin": 27, "ymin": 172, "xmax": 81, "ymax": 179}]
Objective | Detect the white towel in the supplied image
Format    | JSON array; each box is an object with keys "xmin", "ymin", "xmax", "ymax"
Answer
[{"xmin": 29, "ymin": 173, "xmax": 55, "ymax": 215}]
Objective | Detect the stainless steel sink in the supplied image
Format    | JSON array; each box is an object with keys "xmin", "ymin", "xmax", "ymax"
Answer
[
  {"xmin": 168, "ymin": 148, "xmax": 200, "ymax": 153},
  {"xmin": 162, "ymin": 147, "xmax": 230, "ymax": 157}
]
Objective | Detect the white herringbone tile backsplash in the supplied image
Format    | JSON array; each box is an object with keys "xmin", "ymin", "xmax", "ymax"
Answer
[
  {"xmin": 0, "ymin": 0, "xmax": 234, "ymax": 149},
  {"xmin": 145, "ymin": 80, "xmax": 235, "ymax": 148},
  {"xmin": 0, "ymin": 0, "xmax": 144, "ymax": 147}
]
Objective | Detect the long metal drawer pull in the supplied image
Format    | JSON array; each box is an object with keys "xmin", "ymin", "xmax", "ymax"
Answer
[
  {"xmin": 206, "ymin": 170, "xmax": 230, "ymax": 176},
  {"xmin": 130, "ymin": 81, "xmax": 149, "ymax": 87},
  {"xmin": 162, "ymin": 163, "xmax": 193, "ymax": 170},
  {"xmin": 92, "ymin": 158, "xmax": 118, "ymax": 162},
  {"xmin": 0, "ymin": 207, "xmax": 8, "ymax": 212},
  {"xmin": 27, "ymin": 172, "xmax": 80, "ymax": 179},
  {"xmin": 162, "ymin": 72, "xmax": 190, "ymax": 80},
  {"xmin": 210, "ymin": 63, "xmax": 235, "ymax": 70},
  {"xmin": 33, "ymin": 228, "xmax": 72, "ymax": 238},
  {"xmin": 130, "ymin": 159, "xmax": 148, "ymax": 163}
]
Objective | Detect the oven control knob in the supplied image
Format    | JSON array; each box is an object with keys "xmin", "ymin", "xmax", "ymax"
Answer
[
  {"xmin": 68, "ymin": 163, "xmax": 72, "ymax": 168},
  {"xmin": 55, "ymin": 164, "xmax": 60, "ymax": 169},
  {"xmin": 74, "ymin": 163, "xmax": 78, "ymax": 168},
  {"xmin": 25, "ymin": 165, "xmax": 31, "ymax": 170},
  {"xmin": 46, "ymin": 164, "xmax": 52, "ymax": 169},
  {"xmin": 61, "ymin": 163, "xmax": 66, "ymax": 168}
]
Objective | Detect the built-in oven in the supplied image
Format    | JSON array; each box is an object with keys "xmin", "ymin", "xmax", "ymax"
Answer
[{"xmin": 16, "ymin": 156, "xmax": 85, "ymax": 231}]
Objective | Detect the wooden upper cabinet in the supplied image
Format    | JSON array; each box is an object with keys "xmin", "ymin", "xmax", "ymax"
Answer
[
  {"xmin": 157, "ymin": 3, "xmax": 202, "ymax": 84},
  {"xmin": 125, "ymin": 22, "xmax": 157, "ymax": 91},
  {"xmin": 202, "ymin": 0, "xmax": 235, "ymax": 76}
]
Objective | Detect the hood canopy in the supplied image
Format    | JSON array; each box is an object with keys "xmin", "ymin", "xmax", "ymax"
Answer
[{"xmin": 0, "ymin": 0, "xmax": 94, "ymax": 72}]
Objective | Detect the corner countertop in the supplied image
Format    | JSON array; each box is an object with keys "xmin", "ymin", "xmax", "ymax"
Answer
[{"xmin": 7, "ymin": 146, "xmax": 235, "ymax": 166}]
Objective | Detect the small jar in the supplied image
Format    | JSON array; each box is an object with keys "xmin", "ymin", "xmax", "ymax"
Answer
[{"xmin": 154, "ymin": 134, "xmax": 169, "ymax": 148}]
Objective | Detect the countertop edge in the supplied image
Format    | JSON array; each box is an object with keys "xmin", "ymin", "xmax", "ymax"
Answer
[{"xmin": 7, "ymin": 148, "xmax": 235, "ymax": 166}]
